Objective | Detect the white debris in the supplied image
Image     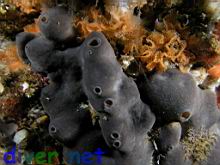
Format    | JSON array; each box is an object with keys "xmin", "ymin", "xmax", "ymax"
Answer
[
  {"xmin": 21, "ymin": 82, "xmax": 29, "ymax": 91},
  {"xmin": 190, "ymin": 68, "xmax": 208, "ymax": 85},
  {"xmin": 13, "ymin": 129, "xmax": 29, "ymax": 144},
  {"xmin": 0, "ymin": 82, "xmax": 4, "ymax": 94}
]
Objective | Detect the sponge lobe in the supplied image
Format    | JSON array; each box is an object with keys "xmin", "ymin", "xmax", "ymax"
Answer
[
  {"xmin": 39, "ymin": 6, "xmax": 75, "ymax": 42},
  {"xmin": 80, "ymin": 32, "xmax": 156, "ymax": 165},
  {"xmin": 142, "ymin": 69, "xmax": 199, "ymax": 123}
]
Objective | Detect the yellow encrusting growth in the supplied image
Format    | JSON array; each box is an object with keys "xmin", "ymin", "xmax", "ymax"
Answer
[{"xmin": 182, "ymin": 128, "xmax": 218, "ymax": 163}]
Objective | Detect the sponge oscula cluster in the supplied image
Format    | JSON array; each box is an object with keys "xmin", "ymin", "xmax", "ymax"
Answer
[{"xmin": 16, "ymin": 6, "xmax": 220, "ymax": 165}]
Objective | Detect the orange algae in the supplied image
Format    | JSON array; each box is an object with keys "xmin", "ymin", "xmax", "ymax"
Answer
[
  {"xmin": 208, "ymin": 64, "xmax": 220, "ymax": 78},
  {"xmin": 7, "ymin": 0, "xmax": 45, "ymax": 13},
  {"xmin": 0, "ymin": 96, "xmax": 22, "ymax": 118},
  {"xmin": 136, "ymin": 30, "xmax": 189, "ymax": 71},
  {"xmin": 0, "ymin": 44, "xmax": 27, "ymax": 72},
  {"xmin": 24, "ymin": 19, "xmax": 40, "ymax": 33},
  {"xmin": 76, "ymin": 8, "xmax": 189, "ymax": 72},
  {"xmin": 76, "ymin": 8, "xmax": 147, "ymax": 53}
]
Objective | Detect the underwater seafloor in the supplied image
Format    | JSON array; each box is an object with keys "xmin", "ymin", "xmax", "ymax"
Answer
[{"xmin": 1, "ymin": 0, "xmax": 220, "ymax": 165}]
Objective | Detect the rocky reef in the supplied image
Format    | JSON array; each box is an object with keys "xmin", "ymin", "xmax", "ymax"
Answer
[{"xmin": 14, "ymin": 6, "xmax": 220, "ymax": 165}]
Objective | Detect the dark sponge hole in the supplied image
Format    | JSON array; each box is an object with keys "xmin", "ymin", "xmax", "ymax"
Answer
[
  {"xmin": 88, "ymin": 38, "xmax": 101, "ymax": 47},
  {"xmin": 25, "ymin": 45, "xmax": 29, "ymax": 50},
  {"xmin": 104, "ymin": 98, "xmax": 114, "ymax": 108},
  {"xmin": 50, "ymin": 125, "xmax": 57, "ymax": 133},
  {"xmin": 181, "ymin": 111, "xmax": 191, "ymax": 120},
  {"xmin": 93, "ymin": 86, "xmax": 102, "ymax": 95},
  {"xmin": 113, "ymin": 140, "xmax": 122, "ymax": 149},
  {"xmin": 110, "ymin": 132, "xmax": 120, "ymax": 140},
  {"xmin": 41, "ymin": 16, "xmax": 48, "ymax": 23}
]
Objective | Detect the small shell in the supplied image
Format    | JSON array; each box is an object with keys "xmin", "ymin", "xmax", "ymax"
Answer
[
  {"xmin": 0, "ymin": 82, "xmax": 4, "ymax": 94},
  {"xmin": 13, "ymin": 129, "xmax": 29, "ymax": 144},
  {"xmin": 21, "ymin": 82, "xmax": 29, "ymax": 92},
  {"xmin": 36, "ymin": 115, "xmax": 48, "ymax": 125},
  {"xmin": 190, "ymin": 67, "xmax": 208, "ymax": 85},
  {"xmin": 119, "ymin": 55, "xmax": 135, "ymax": 70}
]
